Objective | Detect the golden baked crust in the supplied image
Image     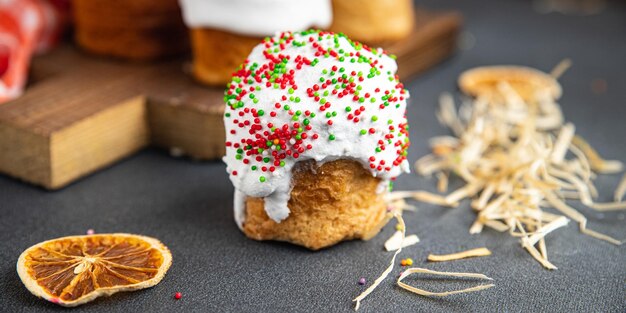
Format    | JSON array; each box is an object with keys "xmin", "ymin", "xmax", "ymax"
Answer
[
  {"xmin": 73, "ymin": 0, "xmax": 188, "ymax": 60},
  {"xmin": 243, "ymin": 159, "xmax": 390, "ymax": 250},
  {"xmin": 189, "ymin": 28, "xmax": 261, "ymax": 86},
  {"xmin": 72, "ymin": 0, "xmax": 181, "ymax": 16},
  {"xmin": 329, "ymin": 0, "xmax": 415, "ymax": 44}
]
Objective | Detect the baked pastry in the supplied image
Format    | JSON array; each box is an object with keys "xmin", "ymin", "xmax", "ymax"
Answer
[
  {"xmin": 179, "ymin": 0, "xmax": 332, "ymax": 86},
  {"xmin": 73, "ymin": 0, "xmax": 188, "ymax": 60},
  {"xmin": 223, "ymin": 31, "xmax": 411, "ymax": 250},
  {"xmin": 329, "ymin": 0, "xmax": 415, "ymax": 44}
]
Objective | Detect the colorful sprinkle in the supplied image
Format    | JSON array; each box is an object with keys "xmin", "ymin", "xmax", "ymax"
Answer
[
  {"xmin": 223, "ymin": 30, "xmax": 410, "ymax": 185},
  {"xmin": 358, "ymin": 277, "xmax": 366, "ymax": 285},
  {"xmin": 174, "ymin": 292, "xmax": 182, "ymax": 300},
  {"xmin": 400, "ymin": 258, "xmax": 413, "ymax": 266}
]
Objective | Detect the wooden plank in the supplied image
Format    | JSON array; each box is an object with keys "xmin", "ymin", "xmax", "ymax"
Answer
[
  {"xmin": 388, "ymin": 10, "xmax": 461, "ymax": 80},
  {"xmin": 50, "ymin": 96, "xmax": 149, "ymax": 188},
  {"xmin": 141, "ymin": 61, "xmax": 225, "ymax": 159},
  {"xmin": 0, "ymin": 122, "xmax": 51, "ymax": 186},
  {"xmin": 0, "ymin": 9, "xmax": 461, "ymax": 189},
  {"xmin": 148, "ymin": 100, "xmax": 225, "ymax": 159}
]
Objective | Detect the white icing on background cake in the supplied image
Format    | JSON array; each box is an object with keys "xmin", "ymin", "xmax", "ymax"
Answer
[
  {"xmin": 179, "ymin": 0, "xmax": 332, "ymax": 37},
  {"xmin": 223, "ymin": 31, "xmax": 411, "ymax": 228}
]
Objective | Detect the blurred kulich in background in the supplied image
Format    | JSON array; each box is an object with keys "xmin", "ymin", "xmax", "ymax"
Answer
[{"xmin": 178, "ymin": 0, "xmax": 415, "ymax": 86}]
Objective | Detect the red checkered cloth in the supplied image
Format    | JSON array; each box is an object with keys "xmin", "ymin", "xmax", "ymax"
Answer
[{"xmin": 0, "ymin": 0, "xmax": 69, "ymax": 103}]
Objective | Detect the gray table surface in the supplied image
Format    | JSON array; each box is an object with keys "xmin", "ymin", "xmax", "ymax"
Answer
[{"xmin": 1, "ymin": 0, "xmax": 625, "ymax": 312}]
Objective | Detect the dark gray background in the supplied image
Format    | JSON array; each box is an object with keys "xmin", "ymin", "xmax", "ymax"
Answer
[{"xmin": 1, "ymin": 0, "xmax": 625, "ymax": 312}]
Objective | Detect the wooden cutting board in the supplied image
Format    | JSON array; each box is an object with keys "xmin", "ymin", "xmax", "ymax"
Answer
[{"xmin": 0, "ymin": 9, "xmax": 461, "ymax": 189}]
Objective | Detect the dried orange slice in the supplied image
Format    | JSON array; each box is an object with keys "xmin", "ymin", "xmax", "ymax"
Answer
[
  {"xmin": 458, "ymin": 66, "xmax": 562, "ymax": 102},
  {"xmin": 16, "ymin": 233, "xmax": 172, "ymax": 307}
]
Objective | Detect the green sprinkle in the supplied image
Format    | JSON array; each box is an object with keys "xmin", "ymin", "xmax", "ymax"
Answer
[
  {"xmin": 263, "ymin": 157, "xmax": 270, "ymax": 163},
  {"xmin": 251, "ymin": 166, "xmax": 257, "ymax": 170},
  {"xmin": 258, "ymin": 110, "xmax": 265, "ymax": 116},
  {"xmin": 371, "ymin": 116, "xmax": 378, "ymax": 121},
  {"xmin": 225, "ymin": 113, "xmax": 231, "ymax": 117},
  {"xmin": 259, "ymin": 176, "xmax": 266, "ymax": 182},
  {"xmin": 329, "ymin": 134, "xmax": 336, "ymax": 141},
  {"xmin": 360, "ymin": 129, "xmax": 367, "ymax": 135},
  {"xmin": 235, "ymin": 155, "xmax": 242, "ymax": 160},
  {"xmin": 345, "ymin": 106, "xmax": 352, "ymax": 112},
  {"xmin": 303, "ymin": 118, "xmax": 310, "ymax": 125}
]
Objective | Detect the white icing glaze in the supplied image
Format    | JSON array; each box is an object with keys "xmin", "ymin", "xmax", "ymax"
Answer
[
  {"xmin": 224, "ymin": 31, "xmax": 411, "ymax": 225},
  {"xmin": 233, "ymin": 189, "xmax": 246, "ymax": 229},
  {"xmin": 179, "ymin": 0, "xmax": 332, "ymax": 37}
]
